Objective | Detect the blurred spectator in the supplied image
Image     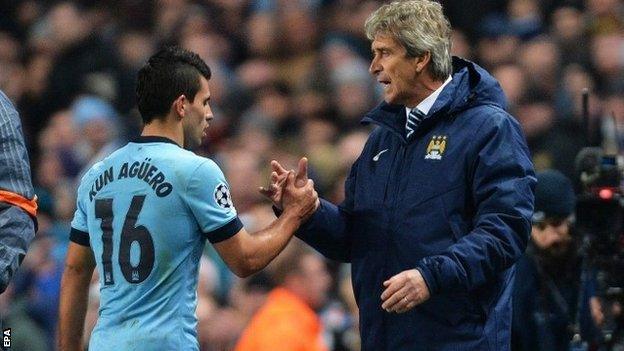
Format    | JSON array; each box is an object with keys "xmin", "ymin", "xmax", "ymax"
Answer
[
  {"xmin": 450, "ymin": 29, "xmax": 473, "ymax": 59},
  {"xmin": 70, "ymin": 95, "xmax": 123, "ymax": 179},
  {"xmin": 41, "ymin": 2, "xmax": 124, "ymax": 115},
  {"xmin": 516, "ymin": 92, "xmax": 585, "ymax": 180},
  {"xmin": 15, "ymin": 235, "xmax": 63, "ymax": 345},
  {"xmin": 476, "ymin": 15, "xmax": 520, "ymax": 69},
  {"xmin": 235, "ymin": 241, "xmax": 331, "ymax": 351},
  {"xmin": 508, "ymin": 0, "xmax": 544, "ymax": 39},
  {"xmin": 551, "ymin": 6, "xmax": 589, "ymax": 67},
  {"xmin": 590, "ymin": 33, "xmax": 624, "ymax": 93},
  {"xmin": 512, "ymin": 170, "xmax": 581, "ymax": 351},
  {"xmin": 321, "ymin": 264, "xmax": 360, "ymax": 351},
  {"xmin": 585, "ymin": 0, "xmax": 624, "ymax": 36},
  {"xmin": 0, "ymin": 284, "xmax": 47, "ymax": 351},
  {"xmin": 493, "ymin": 63, "xmax": 527, "ymax": 112},
  {"xmin": 519, "ymin": 36, "xmax": 561, "ymax": 98}
]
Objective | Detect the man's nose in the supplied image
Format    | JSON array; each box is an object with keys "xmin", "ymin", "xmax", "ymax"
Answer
[{"xmin": 369, "ymin": 57, "xmax": 381, "ymax": 75}]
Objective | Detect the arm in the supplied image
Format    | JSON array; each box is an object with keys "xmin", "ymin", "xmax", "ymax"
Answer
[
  {"xmin": 214, "ymin": 212, "xmax": 304, "ymax": 278},
  {"xmin": 295, "ymin": 198, "xmax": 352, "ymax": 262},
  {"xmin": 0, "ymin": 90, "xmax": 37, "ymax": 292},
  {"xmin": 0, "ymin": 203, "xmax": 36, "ymax": 293},
  {"xmin": 214, "ymin": 172, "xmax": 318, "ymax": 277},
  {"xmin": 58, "ymin": 242, "xmax": 96, "ymax": 351},
  {"xmin": 416, "ymin": 114, "xmax": 536, "ymax": 294}
]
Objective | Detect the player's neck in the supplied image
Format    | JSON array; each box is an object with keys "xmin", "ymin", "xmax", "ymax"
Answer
[{"xmin": 141, "ymin": 118, "xmax": 184, "ymax": 147}]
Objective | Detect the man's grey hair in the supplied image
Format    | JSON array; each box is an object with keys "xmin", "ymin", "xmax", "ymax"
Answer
[{"xmin": 365, "ymin": 0, "xmax": 452, "ymax": 81}]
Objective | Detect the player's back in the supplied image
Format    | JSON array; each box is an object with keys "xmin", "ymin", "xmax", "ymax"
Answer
[{"xmin": 71, "ymin": 137, "xmax": 239, "ymax": 350}]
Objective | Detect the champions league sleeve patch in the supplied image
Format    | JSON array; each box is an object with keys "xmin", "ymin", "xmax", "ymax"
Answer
[{"xmin": 214, "ymin": 183, "xmax": 233, "ymax": 210}]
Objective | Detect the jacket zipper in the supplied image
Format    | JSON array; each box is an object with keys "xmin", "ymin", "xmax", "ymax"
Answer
[
  {"xmin": 388, "ymin": 145, "xmax": 406, "ymax": 227},
  {"xmin": 381, "ymin": 142, "xmax": 406, "ymax": 349}
]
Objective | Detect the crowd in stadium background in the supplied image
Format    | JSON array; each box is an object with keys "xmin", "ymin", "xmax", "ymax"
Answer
[{"xmin": 0, "ymin": 0, "xmax": 623, "ymax": 350}]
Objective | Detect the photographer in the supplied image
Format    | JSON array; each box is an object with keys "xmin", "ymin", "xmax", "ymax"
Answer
[{"xmin": 513, "ymin": 170, "xmax": 582, "ymax": 351}]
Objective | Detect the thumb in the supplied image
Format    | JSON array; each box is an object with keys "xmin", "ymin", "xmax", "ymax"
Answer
[{"xmin": 295, "ymin": 157, "xmax": 308, "ymax": 187}]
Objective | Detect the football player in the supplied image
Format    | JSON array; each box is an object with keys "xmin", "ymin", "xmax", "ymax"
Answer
[{"xmin": 58, "ymin": 46, "xmax": 318, "ymax": 351}]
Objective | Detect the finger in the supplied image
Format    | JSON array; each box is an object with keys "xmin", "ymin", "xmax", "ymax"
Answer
[
  {"xmin": 395, "ymin": 300, "xmax": 417, "ymax": 314},
  {"xmin": 295, "ymin": 157, "xmax": 308, "ymax": 186},
  {"xmin": 382, "ymin": 286, "xmax": 410, "ymax": 311},
  {"xmin": 383, "ymin": 273, "xmax": 401, "ymax": 288},
  {"xmin": 383, "ymin": 274, "xmax": 400, "ymax": 287},
  {"xmin": 381, "ymin": 279, "xmax": 403, "ymax": 301},
  {"xmin": 284, "ymin": 171, "xmax": 296, "ymax": 188},
  {"xmin": 258, "ymin": 186, "xmax": 273, "ymax": 197},
  {"xmin": 271, "ymin": 172, "xmax": 288, "ymax": 188},
  {"xmin": 271, "ymin": 160, "xmax": 289, "ymax": 175},
  {"xmin": 276, "ymin": 175, "xmax": 288, "ymax": 187}
]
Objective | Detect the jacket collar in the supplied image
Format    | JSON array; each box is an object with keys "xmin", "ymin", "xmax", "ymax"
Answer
[{"xmin": 362, "ymin": 103, "xmax": 407, "ymax": 142}]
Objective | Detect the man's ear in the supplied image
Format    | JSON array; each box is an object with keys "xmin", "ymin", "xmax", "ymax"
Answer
[
  {"xmin": 172, "ymin": 95, "xmax": 187, "ymax": 120},
  {"xmin": 414, "ymin": 51, "xmax": 431, "ymax": 74}
]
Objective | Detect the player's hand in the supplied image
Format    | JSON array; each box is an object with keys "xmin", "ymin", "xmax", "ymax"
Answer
[
  {"xmin": 381, "ymin": 269, "xmax": 431, "ymax": 313},
  {"xmin": 259, "ymin": 159, "xmax": 288, "ymax": 209},
  {"xmin": 259, "ymin": 158, "xmax": 309, "ymax": 210},
  {"xmin": 281, "ymin": 170, "xmax": 319, "ymax": 221}
]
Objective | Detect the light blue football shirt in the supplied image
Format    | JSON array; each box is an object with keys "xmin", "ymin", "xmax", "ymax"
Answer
[{"xmin": 70, "ymin": 136, "xmax": 242, "ymax": 351}]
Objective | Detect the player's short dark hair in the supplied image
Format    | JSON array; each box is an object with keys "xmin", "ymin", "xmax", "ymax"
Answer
[{"xmin": 136, "ymin": 46, "xmax": 211, "ymax": 124}]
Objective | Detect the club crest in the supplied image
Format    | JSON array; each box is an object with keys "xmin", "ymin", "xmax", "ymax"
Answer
[{"xmin": 425, "ymin": 135, "xmax": 447, "ymax": 160}]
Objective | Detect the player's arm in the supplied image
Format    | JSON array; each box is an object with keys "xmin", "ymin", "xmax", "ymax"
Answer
[
  {"xmin": 214, "ymin": 172, "xmax": 318, "ymax": 277},
  {"xmin": 58, "ymin": 241, "xmax": 96, "ymax": 351}
]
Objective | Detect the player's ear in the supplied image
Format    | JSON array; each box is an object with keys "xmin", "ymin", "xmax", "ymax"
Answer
[{"xmin": 172, "ymin": 95, "xmax": 187, "ymax": 120}]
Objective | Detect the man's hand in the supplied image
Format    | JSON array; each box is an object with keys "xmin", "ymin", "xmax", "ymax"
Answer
[
  {"xmin": 381, "ymin": 269, "xmax": 431, "ymax": 313},
  {"xmin": 259, "ymin": 157, "xmax": 310, "ymax": 210},
  {"xmin": 281, "ymin": 170, "xmax": 319, "ymax": 222}
]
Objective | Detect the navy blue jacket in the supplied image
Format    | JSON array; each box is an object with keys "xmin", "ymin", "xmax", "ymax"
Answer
[{"xmin": 296, "ymin": 57, "xmax": 536, "ymax": 350}]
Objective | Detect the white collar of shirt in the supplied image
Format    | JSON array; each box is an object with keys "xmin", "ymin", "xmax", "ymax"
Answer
[{"xmin": 405, "ymin": 75, "xmax": 453, "ymax": 116}]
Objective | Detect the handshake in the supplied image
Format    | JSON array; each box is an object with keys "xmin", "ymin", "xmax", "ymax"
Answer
[{"xmin": 259, "ymin": 157, "xmax": 320, "ymax": 222}]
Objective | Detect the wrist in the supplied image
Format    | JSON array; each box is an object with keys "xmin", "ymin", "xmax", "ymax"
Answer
[{"xmin": 281, "ymin": 207, "xmax": 308, "ymax": 226}]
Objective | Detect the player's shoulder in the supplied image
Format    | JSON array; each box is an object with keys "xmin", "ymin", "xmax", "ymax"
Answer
[{"xmin": 183, "ymin": 154, "xmax": 223, "ymax": 179}]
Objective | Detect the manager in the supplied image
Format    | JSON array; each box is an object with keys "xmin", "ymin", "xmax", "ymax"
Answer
[{"xmin": 264, "ymin": 1, "xmax": 536, "ymax": 349}]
